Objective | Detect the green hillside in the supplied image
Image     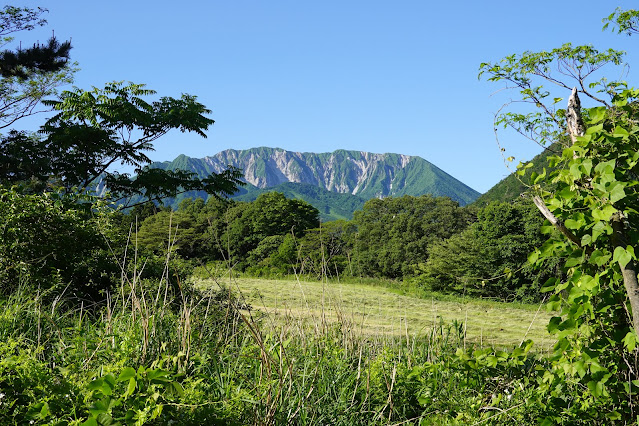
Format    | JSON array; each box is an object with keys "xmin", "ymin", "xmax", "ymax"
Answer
[
  {"xmin": 472, "ymin": 144, "xmax": 562, "ymax": 206},
  {"xmin": 233, "ymin": 182, "xmax": 366, "ymax": 221}
]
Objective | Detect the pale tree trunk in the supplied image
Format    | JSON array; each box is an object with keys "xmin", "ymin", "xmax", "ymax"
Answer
[{"xmin": 531, "ymin": 88, "xmax": 639, "ymax": 336}]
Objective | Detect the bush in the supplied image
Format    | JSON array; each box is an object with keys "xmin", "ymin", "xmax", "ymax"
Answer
[{"xmin": 0, "ymin": 187, "xmax": 120, "ymax": 302}]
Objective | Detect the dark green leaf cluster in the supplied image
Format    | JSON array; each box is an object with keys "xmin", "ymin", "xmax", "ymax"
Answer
[
  {"xmin": 0, "ymin": 81, "xmax": 243, "ymax": 206},
  {"xmin": 0, "ymin": 5, "xmax": 47, "ymax": 37},
  {"xmin": 523, "ymin": 95, "xmax": 639, "ymax": 421},
  {"xmin": 481, "ymin": 8, "xmax": 639, "ymax": 421},
  {"xmin": 603, "ymin": 7, "xmax": 639, "ymax": 36},
  {"xmin": 0, "ymin": 188, "xmax": 120, "ymax": 301}
]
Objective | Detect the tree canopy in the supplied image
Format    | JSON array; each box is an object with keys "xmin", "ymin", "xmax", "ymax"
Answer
[
  {"xmin": 0, "ymin": 6, "xmax": 73, "ymax": 130},
  {"xmin": 352, "ymin": 195, "xmax": 473, "ymax": 278}
]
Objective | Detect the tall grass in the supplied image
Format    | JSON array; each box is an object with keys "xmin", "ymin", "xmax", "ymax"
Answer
[{"xmin": 0, "ymin": 245, "xmax": 550, "ymax": 425}]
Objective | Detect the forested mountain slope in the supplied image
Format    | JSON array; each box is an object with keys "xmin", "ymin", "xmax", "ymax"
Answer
[{"xmin": 472, "ymin": 144, "xmax": 561, "ymax": 206}]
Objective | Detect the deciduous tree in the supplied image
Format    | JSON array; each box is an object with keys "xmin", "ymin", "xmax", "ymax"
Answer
[{"xmin": 480, "ymin": 10, "xmax": 639, "ymax": 421}]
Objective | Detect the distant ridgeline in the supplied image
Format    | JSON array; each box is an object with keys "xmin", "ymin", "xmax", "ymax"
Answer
[{"xmin": 144, "ymin": 147, "xmax": 481, "ymax": 221}]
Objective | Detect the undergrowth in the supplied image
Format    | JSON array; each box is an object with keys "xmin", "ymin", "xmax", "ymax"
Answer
[{"xmin": 0, "ymin": 265, "xmax": 558, "ymax": 425}]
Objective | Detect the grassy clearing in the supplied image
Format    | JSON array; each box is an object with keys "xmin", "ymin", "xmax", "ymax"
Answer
[{"xmin": 198, "ymin": 276, "xmax": 556, "ymax": 350}]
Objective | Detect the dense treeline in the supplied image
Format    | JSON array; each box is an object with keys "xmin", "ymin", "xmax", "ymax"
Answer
[{"xmin": 126, "ymin": 191, "xmax": 553, "ymax": 301}]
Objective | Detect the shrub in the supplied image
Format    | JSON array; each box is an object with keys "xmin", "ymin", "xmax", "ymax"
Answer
[{"xmin": 0, "ymin": 187, "xmax": 120, "ymax": 302}]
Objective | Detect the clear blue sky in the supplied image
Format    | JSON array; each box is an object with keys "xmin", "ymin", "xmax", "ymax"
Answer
[{"xmin": 7, "ymin": 1, "xmax": 638, "ymax": 193}]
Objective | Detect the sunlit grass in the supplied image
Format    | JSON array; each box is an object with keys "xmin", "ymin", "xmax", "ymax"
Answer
[{"xmin": 197, "ymin": 276, "xmax": 556, "ymax": 350}]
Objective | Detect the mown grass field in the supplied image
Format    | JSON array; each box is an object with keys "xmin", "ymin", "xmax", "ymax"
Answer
[{"xmin": 198, "ymin": 276, "xmax": 556, "ymax": 350}]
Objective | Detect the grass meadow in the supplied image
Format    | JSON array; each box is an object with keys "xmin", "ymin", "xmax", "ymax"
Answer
[{"xmin": 197, "ymin": 276, "xmax": 556, "ymax": 351}]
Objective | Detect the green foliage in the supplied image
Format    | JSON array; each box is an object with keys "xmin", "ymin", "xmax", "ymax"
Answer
[
  {"xmin": 23, "ymin": 81, "xmax": 242, "ymax": 204},
  {"xmin": 247, "ymin": 220, "xmax": 358, "ymax": 278},
  {"xmin": 524, "ymin": 99, "xmax": 639, "ymax": 421},
  {"xmin": 233, "ymin": 181, "xmax": 367, "ymax": 222},
  {"xmin": 603, "ymin": 7, "xmax": 639, "ymax": 36},
  {"xmin": 0, "ymin": 81, "xmax": 242, "ymax": 207},
  {"xmin": 223, "ymin": 192, "xmax": 320, "ymax": 269},
  {"xmin": 352, "ymin": 195, "xmax": 473, "ymax": 279},
  {"xmin": 0, "ymin": 338, "xmax": 82, "ymax": 424},
  {"xmin": 421, "ymin": 201, "xmax": 559, "ymax": 301},
  {"xmin": 0, "ymin": 187, "xmax": 119, "ymax": 300},
  {"xmin": 479, "ymin": 43, "xmax": 625, "ymax": 147},
  {"xmin": 131, "ymin": 192, "xmax": 320, "ymax": 274},
  {"xmin": 81, "ymin": 365, "xmax": 183, "ymax": 425},
  {"xmin": 472, "ymin": 143, "xmax": 561, "ymax": 207},
  {"xmin": 0, "ymin": 5, "xmax": 74, "ymax": 130},
  {"xmin": 480, "ymin": 8, "xmax": 639, "ymax": 421},
  {"xmin": 293, "ymin": 220, "xmax": 357, "ymax": 278}
]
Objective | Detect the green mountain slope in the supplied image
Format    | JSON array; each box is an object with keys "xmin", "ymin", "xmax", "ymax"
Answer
[
  {"xmin": 472, "ymin": 144, "xmax": 562, "ymax": 206},
  {"xmin": 233, "ymin": 182, "xmax": 366, "ymax": 222},
  {"xmin": 152, "ymin": 147, "xmax": 480, "ymax": 206}
]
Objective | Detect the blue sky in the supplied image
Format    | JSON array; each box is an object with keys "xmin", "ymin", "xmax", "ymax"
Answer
[{"xmin": 7, "ymin": 1, "xmax": 638, "ymax": 193}]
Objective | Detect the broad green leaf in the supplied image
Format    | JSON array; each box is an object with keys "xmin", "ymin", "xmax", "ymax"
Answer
[
  {"xmin": 592, "ymin": 205, "xmax": 617, "ymax": 221},
  {"xmin": 606, "ymin": 411, "xmax": 622, "ymax": 421},
  {"xmin": 609, "ymin": 183, "xmax": 626, "ymax": 203},
  {"xmin": 118, "ymin": 367, "xmax": 136, "ymax": 382},
  {"xmin": 589, "ymin": 250, "xmax": 611, "ymax": 267},
  {"xmin": 565, "ymin": 218, "xmax": 582, "ymax": 230},
  {"xmin": 569, "ymin": 163, "xmax": 583, "ymax": 180},
  {"xmin": 613, "ymin": 125, "xmax": 629, "ymax": 137},
  {"xmin": 623, "ymin": 331, "xmax": 637, "ymax": 352},
  {"xmin": 565, "ymin": 255, "xmax": 583, "ymax": 268},
  {"xmin": 547, "ymin": 316, "xmax": 562, "ymax": 333},
  {"xmin": 613, "ymin": 246, "xmax": 632, "ymax": 268},
  {"xmin": 591, "ymin": 221, "xmax": 611, "ymax": 242},
  {"xmin": 574, "ymin": 360, "xmax": 587, "ymax": 378},
  {"xmin": 172, "ymin": 381, "xmax": 185, "ymax": 397},
  {"xmin": 588, "ymin": 107, "xmax": 606, "ymax": 123},
  {"xmin": 557, "ymin": 187, "xmax": 575, "ymax": 200},
  {"xmin": 578, "ymin": 274, "xmax": 597, "ymax": 291},
  {"xmin": 124, "ymin": 377, "xmax": 137, "ymax": 398},
  {"xmin": 594, "ymin": 159, "xmax": 616, "ymax": 175},
  {"xmin": 540, "ymin": 277, "xmax": 558, "ymax": 293}
]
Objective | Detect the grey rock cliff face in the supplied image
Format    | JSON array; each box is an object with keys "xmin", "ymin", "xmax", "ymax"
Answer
[
  {"xmin": 156, "ymin": 147, "xmax": 480, "ymax": 205},
  {"xmin": 203, "ymin": 148, "xmax": 415, "ymax": 197}
]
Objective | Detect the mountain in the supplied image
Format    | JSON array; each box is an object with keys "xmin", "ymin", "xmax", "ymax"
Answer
[
  {"xmin": 151, "ymin": 147, "xmax": 480, "ymax": 208},
  {"xmin": 472, "ymin": 143, "xmax": 561, "ymax": 206},
  {"xmin": 233, "ymin": 182, "xmax": 366, "ymax": 222}
]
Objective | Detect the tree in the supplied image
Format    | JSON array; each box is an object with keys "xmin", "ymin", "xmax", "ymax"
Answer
[
  {"xmin": 0, "ymin": 81, "xmax": 243, "ymax": 205},
  {"xmin": 0, "ymin": 187, "xmax": 119, "ymax": 300},
  {"xmin": 0, "ymin": 6, "xmax": 74, "ymax": 129},
  {"xmin": 480, "ymin": 11, "xmax": 639, "ymax": 422},
  {"xmin": 224, "ymin": 192, "xmax": 319, "ymax": 269},
  {"xmin": 352, "ymin": 195, "xmax": 473, "ymax": 279},
  {"xmin": 420, "ymin": 201, "xmax": 556, "ymax": 300}
]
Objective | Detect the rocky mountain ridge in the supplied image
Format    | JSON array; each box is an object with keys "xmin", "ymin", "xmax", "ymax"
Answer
[{"xmin": 153, "ymin": 147, "xmax": 480, "ymax": 206}]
